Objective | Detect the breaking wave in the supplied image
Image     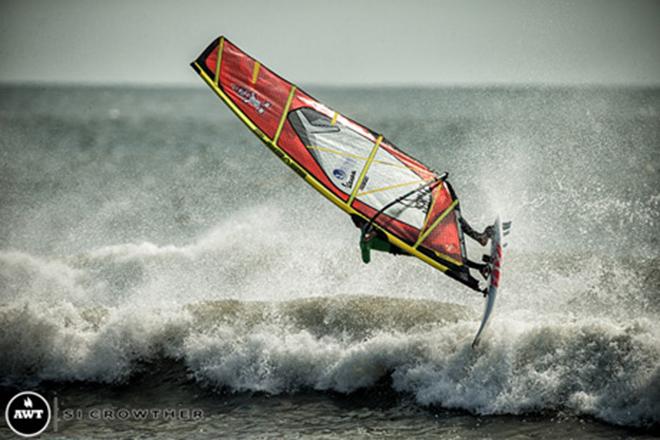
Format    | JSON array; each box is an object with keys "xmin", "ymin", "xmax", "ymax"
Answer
[{"xmin": 1, "ymin": 244, "xmax": 658, "ymax": 429}]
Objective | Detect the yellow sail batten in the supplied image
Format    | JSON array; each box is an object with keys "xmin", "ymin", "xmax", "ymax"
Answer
[
  {"xmin": 357, "ymin": 179, "xmax": 430, "ymax": 197},
  {"xmin": 274, "ymin": 86, "xmax": 297, "ymax": 145},
  {"xmin": 306, "ymin": 145, "xmax": 408, "ymax": 169},
  {"xmin": 349, "ymin": 135, "xmax": 382, "ymax": 205},
  {"xmin": 214, "ymin": 37, "xmax": 224, "ymax": 84},
  {"xmin": 251, "ymin": 61, "xmax": 261, "ymax": 84},
  {"xmin": 414, "ymin": 199, "xmax": 459, "ymax": 249}
]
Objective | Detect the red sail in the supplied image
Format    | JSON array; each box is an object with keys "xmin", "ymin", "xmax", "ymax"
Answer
[{"xmin": 192, "ymin": 37, "xmax": 478, "ymax": 290}]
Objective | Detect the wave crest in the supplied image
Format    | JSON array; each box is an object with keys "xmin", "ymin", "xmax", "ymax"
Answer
[{"xmin": 1, "ymin": 296, "xmax": 658, "ymax": 428}]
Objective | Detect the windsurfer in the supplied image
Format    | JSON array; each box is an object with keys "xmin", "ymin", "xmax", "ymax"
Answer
[{"xmin": 354, "ymin": 215, "xmax": 494, "ymax": 277}]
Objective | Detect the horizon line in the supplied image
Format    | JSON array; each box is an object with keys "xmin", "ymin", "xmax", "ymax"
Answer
[{"xmin": 2, "ymin": 79, "xmax": 659, "ymax": 90}]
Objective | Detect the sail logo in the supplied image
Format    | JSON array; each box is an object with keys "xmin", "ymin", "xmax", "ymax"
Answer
[
  {"xmin": 398, "ymin": 187, "xmax": 431, "ymax": 214},
  {"xmin": 231, "ymin": 84, "xmax": 271, "ymax": 114},
  {"xmin": 4, "ymin": 391, "xmax": 51, "ymax": 437},
  {"xmin": 332, "ymin": 168, "xmax": 346, "ymax": 180}
]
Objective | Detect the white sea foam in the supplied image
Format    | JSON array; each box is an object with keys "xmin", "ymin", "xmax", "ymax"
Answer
[
  {"xmin": 1, "ymin": 204, "xmax": 658, "ymax": 431},
  {"xmin": 1, "ymin": 270, "xmax": 658, "ymax": 428}
]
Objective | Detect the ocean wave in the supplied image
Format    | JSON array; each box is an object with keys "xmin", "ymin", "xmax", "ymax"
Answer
[
  {"xmin": 1, "ymin": 210, "xmax": 658, "ymax": 429},
  {"xmin": 0, "ymin": 295, "xmax": 658, "ymax": 428}
]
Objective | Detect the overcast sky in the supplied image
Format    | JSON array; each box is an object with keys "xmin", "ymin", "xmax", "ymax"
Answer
[{"xmin": 1, "ymin": 0, "xmax": 659, "ymax": 86}]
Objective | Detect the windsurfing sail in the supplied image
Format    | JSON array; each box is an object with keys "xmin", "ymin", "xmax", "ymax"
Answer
[{"xmin": 191, "ymin": 37, "xmax": 481, "ymax": 292}]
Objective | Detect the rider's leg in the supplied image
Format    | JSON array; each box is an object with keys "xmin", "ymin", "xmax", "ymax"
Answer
[{"xmin": 459, "ymin": 216, "xmax": 493, "ymax": 246}]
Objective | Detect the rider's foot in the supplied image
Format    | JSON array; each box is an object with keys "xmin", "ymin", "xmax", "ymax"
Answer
[
  {"xmin": 476, "ymin": 225, "xmax": 494, "ymax": 246},
  {"xmin": 479, "ymin": 264, "xmax": 491, "ymax": 279}
]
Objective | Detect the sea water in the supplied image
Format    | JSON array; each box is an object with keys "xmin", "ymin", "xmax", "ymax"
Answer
[{"xmin": 0, "ymin": 85, "xmax": 658, "ymax": 438}]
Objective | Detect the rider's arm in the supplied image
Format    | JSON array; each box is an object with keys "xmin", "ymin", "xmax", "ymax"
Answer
[{"xmin": 359, "ymin": 238, "xmax": 371, "ymax": 263}]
